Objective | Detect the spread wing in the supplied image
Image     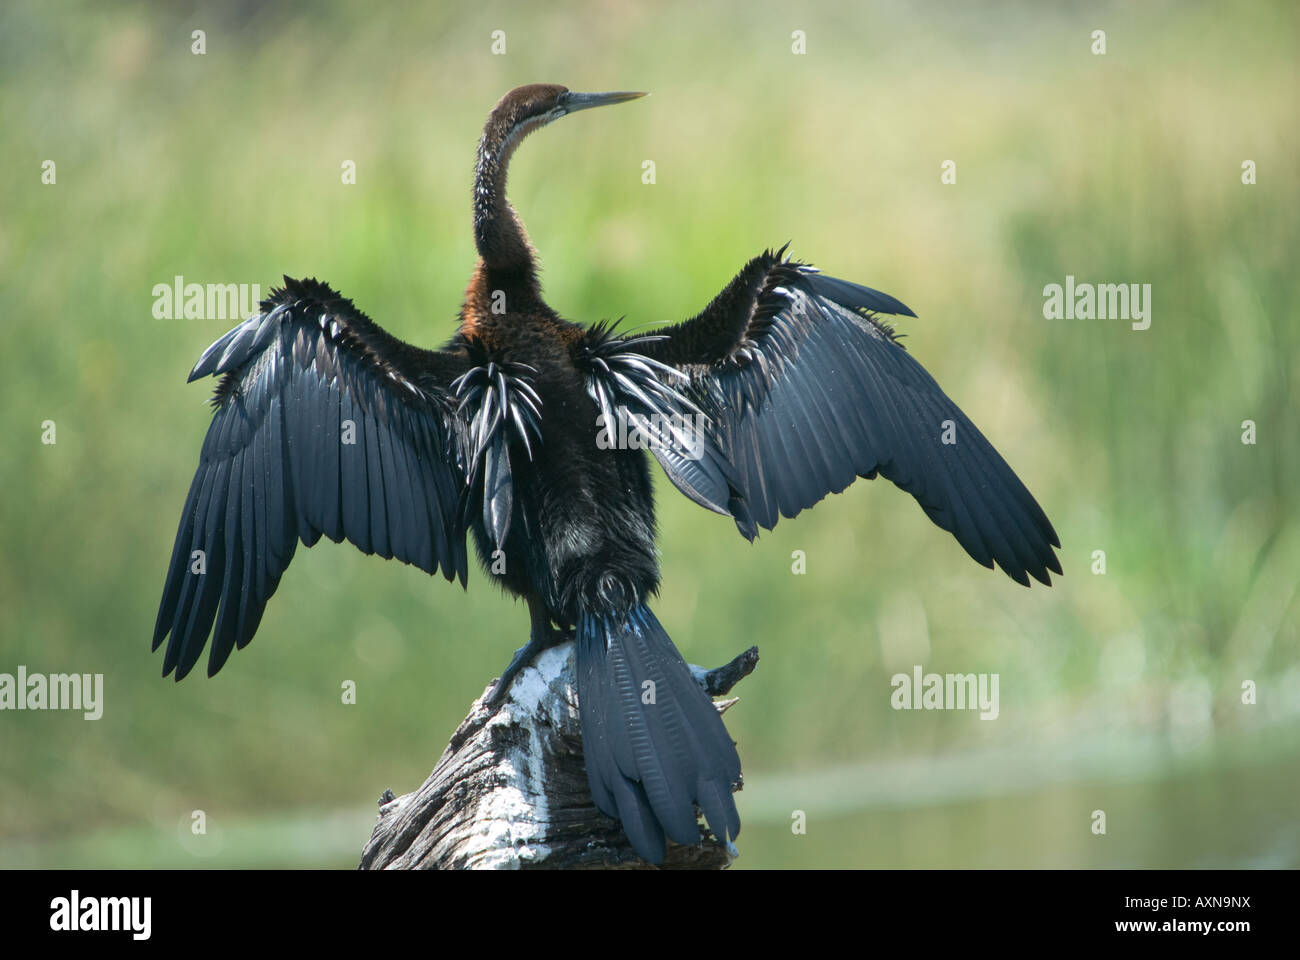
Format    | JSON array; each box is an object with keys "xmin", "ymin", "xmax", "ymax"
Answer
[
  {"xmin": 642, "ymin": 247, "xmax": 1062, "ymax": 586},
  {"xmin": 153, "ymin": 277, "xmax": 471, "ymax": 679}
]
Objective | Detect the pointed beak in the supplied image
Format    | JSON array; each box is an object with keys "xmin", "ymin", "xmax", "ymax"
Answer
[{"xmin": 560, "ymin": 90, "xmax": 648, "ymax": 115}]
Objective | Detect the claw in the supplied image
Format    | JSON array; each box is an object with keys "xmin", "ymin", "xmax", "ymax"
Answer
[{"xmin": 486, "ymin": 622, "xmax": 574, "ymax": 709}]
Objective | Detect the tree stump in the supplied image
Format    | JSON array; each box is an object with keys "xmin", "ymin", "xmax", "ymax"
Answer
[{"xmin": 358, "ymin": 642, "xmax": 758, "ymax": 870}]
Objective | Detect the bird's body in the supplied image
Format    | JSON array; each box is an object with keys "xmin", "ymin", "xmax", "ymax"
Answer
[
  {"xmin": 154, "ymin": 83, "xmax": 1061, "ymax": 864},
  {"xmin": 457, "ymin": 311, "xmax": 663, "ymax": 633}
]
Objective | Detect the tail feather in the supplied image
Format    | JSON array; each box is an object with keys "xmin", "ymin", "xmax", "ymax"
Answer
[
  {"xmin": 608, "ymin": 616, "xmax": 704, "ymax": 846},
  {"xmin": 575, "ymin": 605, "xmax": 742, "ymax": 863},
  {"xmin": 576, "ymin": 629, "xmax": 666, "ymax": 859}
]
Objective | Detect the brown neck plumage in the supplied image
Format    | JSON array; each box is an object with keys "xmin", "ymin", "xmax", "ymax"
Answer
[{"xmin": 467, "ymin": 109, "xmax": 548, "ymax": 321}]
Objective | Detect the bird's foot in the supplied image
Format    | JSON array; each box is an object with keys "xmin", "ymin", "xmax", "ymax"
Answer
[{"xmin": 486, "ymin": 623, "xmax": 574, "ymax": 708}]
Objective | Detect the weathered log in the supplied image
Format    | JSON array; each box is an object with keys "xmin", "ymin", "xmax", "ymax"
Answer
[{"xmin": 359, "ymin": 643, "xmax": 758, "ymax": 870}]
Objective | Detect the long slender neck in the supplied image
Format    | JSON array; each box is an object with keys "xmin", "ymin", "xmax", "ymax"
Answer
[{"xmin": 470, "ymin": 119, "xmax": 542, "ymax": 307}]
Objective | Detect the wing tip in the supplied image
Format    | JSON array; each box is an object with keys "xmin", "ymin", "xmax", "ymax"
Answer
[{"xmin": 1002, "ymin": 552, "xmax": 1062, "ymax": 588}]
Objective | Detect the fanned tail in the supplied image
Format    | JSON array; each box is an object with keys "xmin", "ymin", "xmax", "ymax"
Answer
[{"xmin": 575, "ymin": 604, "xmax": 741, "ymax": 863}]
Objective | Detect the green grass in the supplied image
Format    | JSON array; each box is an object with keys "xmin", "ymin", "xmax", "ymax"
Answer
[{"xmin": 1, "ymin": 0, "xmax": 1296, "ymax": 867}]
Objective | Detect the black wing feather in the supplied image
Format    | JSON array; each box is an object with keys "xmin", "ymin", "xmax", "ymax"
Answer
[
  {"xmin": 154, "ymin": 277, "xmax": 470, "ymax": 679},
  {"xmin": 644, "ymin": 248, "xmax": 1061, "ymax": 586}
]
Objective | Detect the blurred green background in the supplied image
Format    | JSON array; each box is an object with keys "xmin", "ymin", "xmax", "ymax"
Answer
[{"xmin": 1, "ymin": 0, "xmax": 1297, "ymax": 869}]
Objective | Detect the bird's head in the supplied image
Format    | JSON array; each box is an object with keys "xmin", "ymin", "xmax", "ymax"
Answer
[
  {"xmin": 472, "ymin": 84, "xmax": 647, "ymax": 269},
  {"xmin": 483, "ymin": 84, "xmax": 647, "ymax": 156}
]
